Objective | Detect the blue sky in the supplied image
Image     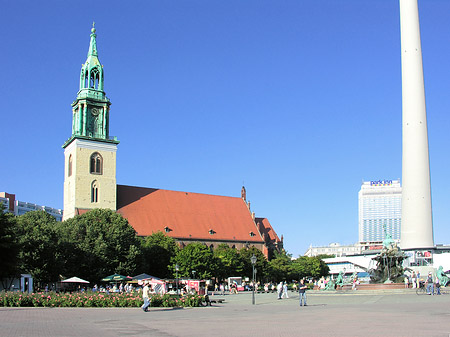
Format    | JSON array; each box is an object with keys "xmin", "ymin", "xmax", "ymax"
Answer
[{"xmin": 1, "ymin": 0, "xmax": 450, "ymax": 257}]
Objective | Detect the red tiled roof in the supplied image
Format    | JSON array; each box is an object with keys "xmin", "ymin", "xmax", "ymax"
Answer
[
  {"xmin": 76, "ymin": 208, "xmax": 91, "ymax": 216},
  {"xmin": 255, "ymin": 217, "xmax": 281, "ymax": 244},
  {"xmin": 116, "ymin": 185, "xmax": 264, "ymax": 243}
]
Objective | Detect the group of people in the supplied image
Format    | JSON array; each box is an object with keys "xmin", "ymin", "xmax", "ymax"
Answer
[
  {"xmin": 275, "ymin": 280, "xmax": 308, "ymax": 306},
  {"xmin": 405, "ymin": 271, "xmax": 441, "ymax": 294},
  {"xmin": 276, "ymin": 281, "xmax": 289, "ymax": 299},
  {"xmin": 90, "ymin": 283, "xmax": 135, "ymax": 294}
]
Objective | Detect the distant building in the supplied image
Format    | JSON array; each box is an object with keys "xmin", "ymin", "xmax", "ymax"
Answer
[
  {"xmin": 304, "ymin": 242, "xmax": 363, "ymax": 257},
  {"xmin": 0, "ymin": 192, "xmax": 63, "ymax": 222},
  {"xmin": 358, "ymin": 179, "xmax": 402, "ymax": 244}
]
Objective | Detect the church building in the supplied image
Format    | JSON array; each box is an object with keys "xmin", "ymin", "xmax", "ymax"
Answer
[{"xmin": 62, "ymin": 25, "xmax": 282, "ymax": 259}]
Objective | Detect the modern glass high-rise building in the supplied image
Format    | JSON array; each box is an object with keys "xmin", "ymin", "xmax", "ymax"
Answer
[{"xmin": 358, "ymin": 179, "xmax": 402, "ymax": 243}]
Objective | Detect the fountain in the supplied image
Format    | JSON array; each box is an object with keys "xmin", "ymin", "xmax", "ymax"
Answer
[
  {"xmin": 321, "ymin": 227, "xmax": 409, "ymax": 291},
  {"xmin": 369, "ymin": 227, "xmax": 407, "ymax": 284}
]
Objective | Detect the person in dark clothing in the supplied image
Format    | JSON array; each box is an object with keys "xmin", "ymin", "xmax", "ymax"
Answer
[{"xmin": 299, "ymin": 279, "xmax": 307, "ymax": 306}]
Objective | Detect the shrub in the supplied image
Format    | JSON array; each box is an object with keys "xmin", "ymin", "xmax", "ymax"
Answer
[{"xmin": 0, "ymin": 291, "xmax": 204, "ymax": 308}]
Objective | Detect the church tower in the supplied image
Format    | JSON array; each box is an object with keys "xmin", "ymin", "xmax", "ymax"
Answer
[{"xmin": 63, "ymin": 24, "xmax": 119, "ymax": 220}]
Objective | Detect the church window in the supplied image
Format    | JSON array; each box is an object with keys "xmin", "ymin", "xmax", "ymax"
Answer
[
  {"xmin": 68, "ymin": 155, "xmax": 73, "ymax": 177},
  {"xmin": 91, "ymin": 181, "xmax": 99, "ymax": 203},
  {"xmin": 90, "ymin": 152, "xmax": 103, "ymax": 174}
]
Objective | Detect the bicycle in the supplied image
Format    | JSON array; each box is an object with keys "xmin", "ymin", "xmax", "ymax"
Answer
[{"xmin": 415, "ymin": 281, "xmax": 431, "ymax": 295}]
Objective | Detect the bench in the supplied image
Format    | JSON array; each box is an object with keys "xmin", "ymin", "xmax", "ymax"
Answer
[
  {"xmin": 209, "ymin": 298, "xmax": 225, "ymax": 304},
  {"xmin": 203, "ymin": 295, "xmax": 225, "ymax": 306}
]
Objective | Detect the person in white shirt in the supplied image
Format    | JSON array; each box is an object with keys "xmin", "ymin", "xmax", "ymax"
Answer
[{"xmin": 141, "ymin": 281, "xmax": 150, "ymax": 312}]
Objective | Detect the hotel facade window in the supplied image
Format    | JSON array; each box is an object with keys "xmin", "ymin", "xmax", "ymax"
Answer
[{"xmin": 358, "ymin": 179, "xmax": 402, "ymax": 243}]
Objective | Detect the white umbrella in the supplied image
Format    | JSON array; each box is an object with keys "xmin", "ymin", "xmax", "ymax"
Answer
[{"xmin": 61, "ymin": 276, "xmax": 90, "ymax": 284}]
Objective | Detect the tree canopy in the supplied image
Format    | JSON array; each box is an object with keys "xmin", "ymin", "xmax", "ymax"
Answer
[
  {"xmin": 15, "ymin": 211, "xmax": 62, "ymax": 285},
  {"xmin": 239, "ymin": 246, "xmax": 268, "ymax": 280},
  {"xmin": 59, "ymin": 209, "xmax": 141, "ymax": 282},
  {"xmin": 268, "ymin": 249, "xmax": 294, "ymax": 282},
  {"xmin": 141, "ymin": 231, "xmax": 179, "ymax": 278},
  {"xmin": 213, "ymin": 243, "xmax": 244, "ymax": 280},
  {"xmin": 0, "ymin": 203, "xmax": 19, "ymax": 288},
  {"xmin": 172, "ymin": 242, "xmax": 217, "ymax": 280},
  {"xmin": 1, "ymin": 206, "xmax": 332, "ymax": 286}
]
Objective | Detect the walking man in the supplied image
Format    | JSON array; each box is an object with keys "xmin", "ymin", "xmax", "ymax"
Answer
[
  {"xmin": 426, "ymin": 272, "xmax": 434, "ymax": 295},
  {"xmin": 282, "ymin": 281, "xmax": 289, "ymax": 298},
  {"xmin": 277, "ymin": 281, "xmax": 283, "ymax": 300},
  {"xmin": 299, "ymin": 279, "xmax": 307, "ymax": 307},
  {"xmin": 141, "ymin": 281, "xmax": 150, "ymax": 312}
]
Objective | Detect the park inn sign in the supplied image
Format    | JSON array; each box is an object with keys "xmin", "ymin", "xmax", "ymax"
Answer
[{"xmin": 370, "ymin": 180, "xmax": 393, "ymax": 186}]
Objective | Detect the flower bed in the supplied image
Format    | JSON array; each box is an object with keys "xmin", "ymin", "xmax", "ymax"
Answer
[{"xmin": 0, "ymin": 291, "xmax": 204, "ymax": 308}]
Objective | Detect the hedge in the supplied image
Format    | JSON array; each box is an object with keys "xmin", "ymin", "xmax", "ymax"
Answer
[{"xmin": 0, "ymin": 291, "xmax": 204, "ymax": 308}]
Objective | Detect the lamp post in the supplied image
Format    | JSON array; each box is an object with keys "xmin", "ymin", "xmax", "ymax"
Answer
[
  {"xmin": 175, "ymin": 264, "xmax": 179, "ymax": 295},
  {"xmin": 250, "ymin": 255, "xmax": 257, "ymax": 305}
]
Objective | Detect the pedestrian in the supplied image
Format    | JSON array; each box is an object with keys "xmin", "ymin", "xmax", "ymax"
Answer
[
  {"xmin": 298, "ymin": 279, "xmax": 307, "ymax": 307},
  {"xmin": 282, "ymin": 281, "xmax": 289, "ymax": 298},
  {"xmin": 277, "ymin": 281, "xmax": 283, "ymax": 299},
  {"xmin": 426, "ymin": 272, "xmax": 434, "ymax": 295},
  {"xmin": 404, "ymin": 276, "xmax": 409, "ymax": 289},
  {"xmin": 411, "ymin": 272, "xmax": 416, "ymax": 289},
  {"xmin": 141, "ymin": 281, "xmax": 150, "ymax": 312},
  {"xmin": 435, "ymin": 277, "xmax": 441, "ymax": 295}
]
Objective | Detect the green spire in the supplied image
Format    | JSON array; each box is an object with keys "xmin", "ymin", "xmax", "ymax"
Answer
[
  {"xmin": 79, "ymin": 22, "xmax": 104, "ymax": 92},
  {"xmin": 87, "ymin": 22, "xmax": 98, "ymax": 57},
  {"xmin": 63, "ymin": 23, "xmax": 118, "ymax": 148}
]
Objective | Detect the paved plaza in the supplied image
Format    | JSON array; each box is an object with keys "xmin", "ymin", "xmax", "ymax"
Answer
[{"xmin": 1, "ymin": 290, "xmax": 450, "ymax": 337}]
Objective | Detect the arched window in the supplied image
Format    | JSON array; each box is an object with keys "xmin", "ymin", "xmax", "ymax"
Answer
[
  {"xmin": 91, "ymin": 181, "xmax": 99, "ymax": 203},
  {"xmin": 90, "ymin": 152, "xmax": 102, "ymax": 174},
  {"xmin": 68, "ymin": 154, "xmax": 73, "ymax": 177},
  {"xmin": 90, "ymin": 68, "xmax": 100, "ymax": 89}
]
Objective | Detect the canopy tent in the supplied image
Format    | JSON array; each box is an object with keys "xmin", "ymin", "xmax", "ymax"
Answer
[
  {"xmin": 132, "ymin": 273, "xmax": 160, "ymax": 281},
  {"xmin": 101, "ymin": 274, "xmax": 132, "ymax": 282},
  {"xmin": 141, "ymin": 278, "xmax": 166, "ymax": 294},
  {"xmin": 61, "ymin": 276, "xmax": 89, "ymax": 284}
]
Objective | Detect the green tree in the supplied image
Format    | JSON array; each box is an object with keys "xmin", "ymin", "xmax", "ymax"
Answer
[
  {"xmin": 15, "ymin": 211, "xmax": 63, "ymax": 286},
  {"xmin": 268, "ymin": 249, "xmax": 293, "ymax": 282},
  {"xmin": 316, "ymin": 254, "xmax": 334, "ymax": 259},
  {"xmin": 0, "ymin": 203, "xmax": 19, "ymax": 289},
  {"xmin": 291, "ymin": 256, "xmax": 329, "ymax": 280},
  {"xmin": 59, "ymin": 209, "xmax": 141, "ymax": 282},
  {"xmin": 239, "ymin": 246, "xmax": 268, "ymax": 281},
  {"xmin": 172, "ymin": 243, "xmax": 217, "ymax": 280},
  {"xmin": 140, "ymin": 231, "xmax": 179, "ymax": 278},
  {"xmin": 213, "ymin": 243, "xmax": 244, "ymax": 280}
]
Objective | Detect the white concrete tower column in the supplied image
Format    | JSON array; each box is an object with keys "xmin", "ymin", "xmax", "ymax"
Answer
[{"xmin": 399, "ymin": 0, "xmax": 434, "ymax": 249}]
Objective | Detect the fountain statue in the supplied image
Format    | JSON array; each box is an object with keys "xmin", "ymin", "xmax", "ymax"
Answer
[
  {"xmin": 436, "ymin": 266, "xmax": 449, "ymax": 287},
  {"xmin": 369, "ymin": 226, "xmax": 407, "ymax": 284}
]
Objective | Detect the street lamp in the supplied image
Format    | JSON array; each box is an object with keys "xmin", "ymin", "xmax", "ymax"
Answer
[
  {"xmin": 250, "ymin": 255, "xmax": 257, "ymax": 305},
  {"xmin": 175, "ymin": 264, "xmax": 179, "ymax": 295}
]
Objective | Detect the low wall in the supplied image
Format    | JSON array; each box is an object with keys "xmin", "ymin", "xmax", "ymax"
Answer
[
  {"xmin": 339, "ymin": 283, "xmax": 405, "ymax": 291},
  {"xmin": 314, "ymin": 283, "xmax": 407, "ymax": 291}
]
